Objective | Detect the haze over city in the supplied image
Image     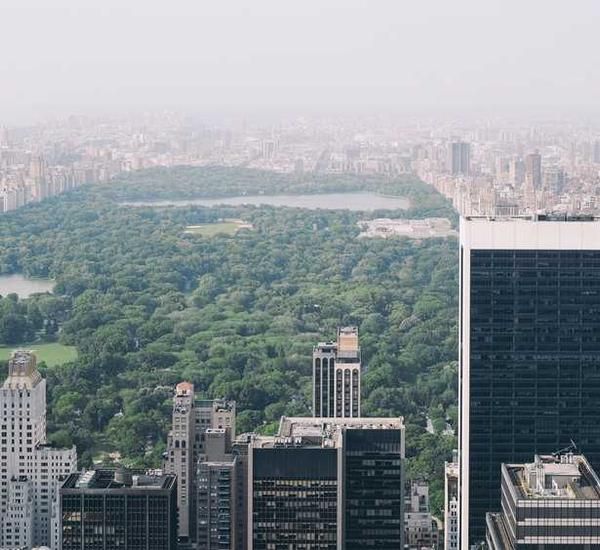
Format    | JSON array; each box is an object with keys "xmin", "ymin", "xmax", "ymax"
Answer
[{"xmin": 2, "ymin": 0, "xmax": 600, "ymax": 123}]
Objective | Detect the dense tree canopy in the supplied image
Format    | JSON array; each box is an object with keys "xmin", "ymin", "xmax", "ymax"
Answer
[{"xmin": 0, "ymin": 166, "xmax": 458, "ymax": 513}]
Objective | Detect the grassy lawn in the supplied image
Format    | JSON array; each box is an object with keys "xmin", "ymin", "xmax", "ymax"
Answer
[
  {"xmin": 184, "ymin": 222, "xmax": 240, "ymax": 237},
  {"xmin": 0, "ymin": 342, "xmax": 78, "ymax": 366}
]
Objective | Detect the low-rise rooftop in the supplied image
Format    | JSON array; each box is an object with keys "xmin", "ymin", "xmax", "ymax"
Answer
[
  {"xmin": 62, "ymin": 469, "xmax": 176, "ymax": 491},
  {"xmin": 251, "ymin": 416, "xmax": 404, "ymax": 450},
  {"xmin": 508, "ymin": 454, "xmax": 600, "ymax": 500}
]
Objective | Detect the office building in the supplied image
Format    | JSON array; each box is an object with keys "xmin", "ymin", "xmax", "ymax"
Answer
[
  {"xmin": 0, "ymin": 351, "xmax": 77, "ymax": 549},
  {"xmin": 248, "ymin": 416, "xmax": 404, "ymax": 549},
  {"xmin": 163, "ymin": 382, "xmax": 235, "ymax": 541},
  {"xmin": 60, "ymin": 468, "xmax": 177, "ymax": 550},
  {"xmin": 486, "ymin": 453, "xmax": 600, "ymax": 549},
  {"xmin": 313, "ymin": 327, "xmax": 361, "ymax": 418},
  {"xmin": 459, "ymin": 215, "xmax": 600, "ymax": 546},
  {"xmin": 594, "ymin": 140, "xmax": 600, "ymax": 164},
  {"xmin": 509, "ymin": 158, "xmax": 525, "ymax": 187},
  {"xmin": 444, "ymin": 459, "xmax": 459, "ymax": 550},
  {"xmin": 543, "ymin": 165, "xmax": 566, "ymax": 195},
  {"xmin": 196, "ymin": 429, "xmax": 238, "ymax": 550},
  {"xmin": 231, "ymin": 435, "xmax": 251, "ymax": 550},
  {"xmin": 525, "ymin": 151, "xmax": 542, "ymax": 189},
  {"xmin": 448, "ymin": 142, "xmax": 471, "ymax": 176},
  {"xmin": 404, "ymin": 480, "xmax": 439, "ymax": 550}
]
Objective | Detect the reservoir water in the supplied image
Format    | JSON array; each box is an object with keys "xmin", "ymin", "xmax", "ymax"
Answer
[
  {"xmin": 0, "ymin": 274, "xmax": 54, "ymax": 298},
  {"xmin": 122, "ymin": 192, "xmax": 410, "ymax": 211}
]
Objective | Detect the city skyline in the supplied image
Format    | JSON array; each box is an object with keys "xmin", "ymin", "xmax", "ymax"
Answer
[{"xmin": 4, "ymin": 1, "xmax": 600, "ymax": 547}]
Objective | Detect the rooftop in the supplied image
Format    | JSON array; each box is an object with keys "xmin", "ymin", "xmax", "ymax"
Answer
[
  {"xmin": 314, "ymin": 326, "xmax": 361, "ymax": 360},
  {"xmin": 3, "ymin": 350, "xmax": 42, "ymax": 389},
  {"xmin": 175, "ymin": 381, "xmax": 193, "ymax": 396},
  {"xmin": 195, "ymin": 398, "xmax": 235, "ymax": 412},
  {"xmin": 279, "ymin": 416, "xmax": 403, "ymax": 437},
  {"xmin": 465, "ymin": 213, "xmax": 600, "ymax": 222},
  {"xmin": 62, "ymin": 469, "xmax": 176, "ymax": 491},
  {"xmin": 508, "ymin": 454, "xmax": 600, "ymax": 500},
  {"xmin": 250, "ymin": 416, "xmax": 404, "ymax": 449}
]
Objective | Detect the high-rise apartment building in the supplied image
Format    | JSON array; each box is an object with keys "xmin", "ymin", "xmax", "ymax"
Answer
[
  {"xmin": 459, "ymin": 215, "xmax": 600, "ymax": 546},
  {"xmin": 0, "ymin": 351, "xmax": 77, "ymax": 549},
  {"xmin": 444, "ymin": 459, "xmax": 459, "ymax": 550},
  {"xmin": 594, "ymin": 140, "xmax": 600, "ymax": 164},
  {"xmin": 248, "ymin": 416, "xmax": 404, "ymax": 550},
  {"xmin": 163, "ymin": 382, "xmax": 235, "ymax": 541},
  {"xmin": 486, "ymin": 453, "xmax": 600, "ymax": 549},
  {"xmin": 525, "ymin": 151, "xmax": 542, "ymax": 189},
  {"xmin": 448, "ymin": 142, "xmax": 471, "ymax": 176},
  {"xmin": 313, "ymin": 327, "xmax": 361, "ymax": 418},
  {"xmin": 60, "ymin": 468, "xmax": 177, "ymax": 550},
  {"xmin": 196, "ymin": 429, "xmax": 238, "ymax": 550},
  {"xmin": 542, "ymin": 165, "xmax": 566, "ymax": 195},
  {"xmin": 509, "ymin": 158, "xmax": 525, "ymax": 186},
  {"xmin": 231, "ymin": 435, "xmax": 251, "ymax": 550}
]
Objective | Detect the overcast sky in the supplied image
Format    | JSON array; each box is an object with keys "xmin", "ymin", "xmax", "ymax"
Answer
[{"xmin": 1, "ymin": 0, "xmax": 599, "ymax": 123}]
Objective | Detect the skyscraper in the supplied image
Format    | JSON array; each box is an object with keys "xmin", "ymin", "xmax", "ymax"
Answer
[
  {"xmin": 248, "ymin": 416, "xmax": 404, "ymax": 550},
  {"xmin": 0, "ymin": 350, "xmax": 77, "ymax": 549},
  {"xmin": 313, "ymin": 327, "xmax": 361, "ymax": 418},
  {"xmin": 163, "ymin": 382, "xmax": 235, "ymax": 542},
  {"xmin": 509, "ymin": 158, "xmax": 525, "ymax": 186},
  {"xmin": 594, "ymin": 140, "xmax": 600, "ymax": 164},
  {"xmin": 60, "ymin": 468, "xmax": 177, "ymax": 550},
  {"xmin": 459, "ymin": 215, "xmax": 600, "ymax": 546},
  {"xmin": 448, "ymin": 142, "xmax": 471, "ymax": 176},
  {"xmin": 525, "ymin": 151, "xmax": 542, "ymax": 189}
]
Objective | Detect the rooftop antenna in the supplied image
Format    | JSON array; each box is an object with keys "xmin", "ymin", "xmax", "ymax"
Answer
[{"xmin": 552, "ymin": 440, "xmax": 578, "ymax": 457}]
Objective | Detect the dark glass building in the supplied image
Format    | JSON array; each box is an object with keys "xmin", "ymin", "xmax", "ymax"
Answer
[
  {"xmin": 60, "ymin": 469, "xmax": 177, "ymax": 550},
  {"xmin": 459, "ymin": 216, "xmax": 600, "ymax": 546},
  {"xmin": 249, "ymin": 417, "xmax": 404, "ymax": 550},
  {"xmin": 344, "ymin": 429, "xmax": 404, "ymax": 548},
  {"xmin": 252, "ymin": 447, "xmax": 338, "ymax": 549}
]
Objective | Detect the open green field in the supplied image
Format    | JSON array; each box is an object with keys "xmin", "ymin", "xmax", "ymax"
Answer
[
  {"xmin": 0, "ymin": 342, "xmax": 77, "ymax": 366},
  {"xmin": 184, "ymin": 222, "xmax": 246, "ymax": 237}
]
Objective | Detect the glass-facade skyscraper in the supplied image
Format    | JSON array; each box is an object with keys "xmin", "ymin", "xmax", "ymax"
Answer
[{"xmin": 459, "ymin": 215, "xmax": 600, "ymax": 546}]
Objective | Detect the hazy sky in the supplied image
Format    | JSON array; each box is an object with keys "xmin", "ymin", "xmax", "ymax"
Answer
[{"xmin": 1, "ymin": 0, "xmax": 599, "ymax": 123}]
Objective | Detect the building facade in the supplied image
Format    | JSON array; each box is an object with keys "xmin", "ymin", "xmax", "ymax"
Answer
[
  {"xmin": 60, "ymin": 469, "xmax": 177, "ymax": 550},
  {"xmin": 459, "ymin": 216, "xmax": 600, "ymax": 546},
  {"xmin": 449, "ymin": 142, "xmax": 471, "ymax": 176},
  {"xmin": 248, "ymin": 416, "xmax": 404, "ymax": 550},
  {"xmin": 163, "ymin": 382, "xmax": 235, "ymax": 541},
  {"xmin": 0, "ymin": 351, "xmax": 77, "ymax": 549},
  {"xmin": 196, "ymin": 429, "xmax": 238, "ymax": 550},
  {"xmin": 404, "ymin": 480, "xmax": 439, "ymax": 550},
  {"xmin": 313, "ymin": 327, "xmax": 361, "ymax": 418},
  {"xmin": 486, "ymin": 454, "xmax": 600, "ymax": 549},
  {"xmin": 525, "ymin": 151, "xmax": 542, "ymax": 189},
  {"xmin": 444, "ymin": 460, "xmax": 458, "ymax": 550}
]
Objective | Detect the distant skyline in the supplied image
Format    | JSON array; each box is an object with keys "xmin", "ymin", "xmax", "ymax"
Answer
[{"xmin": 2, "ymin": 0, "xmax": 600, "ymax": 124}]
